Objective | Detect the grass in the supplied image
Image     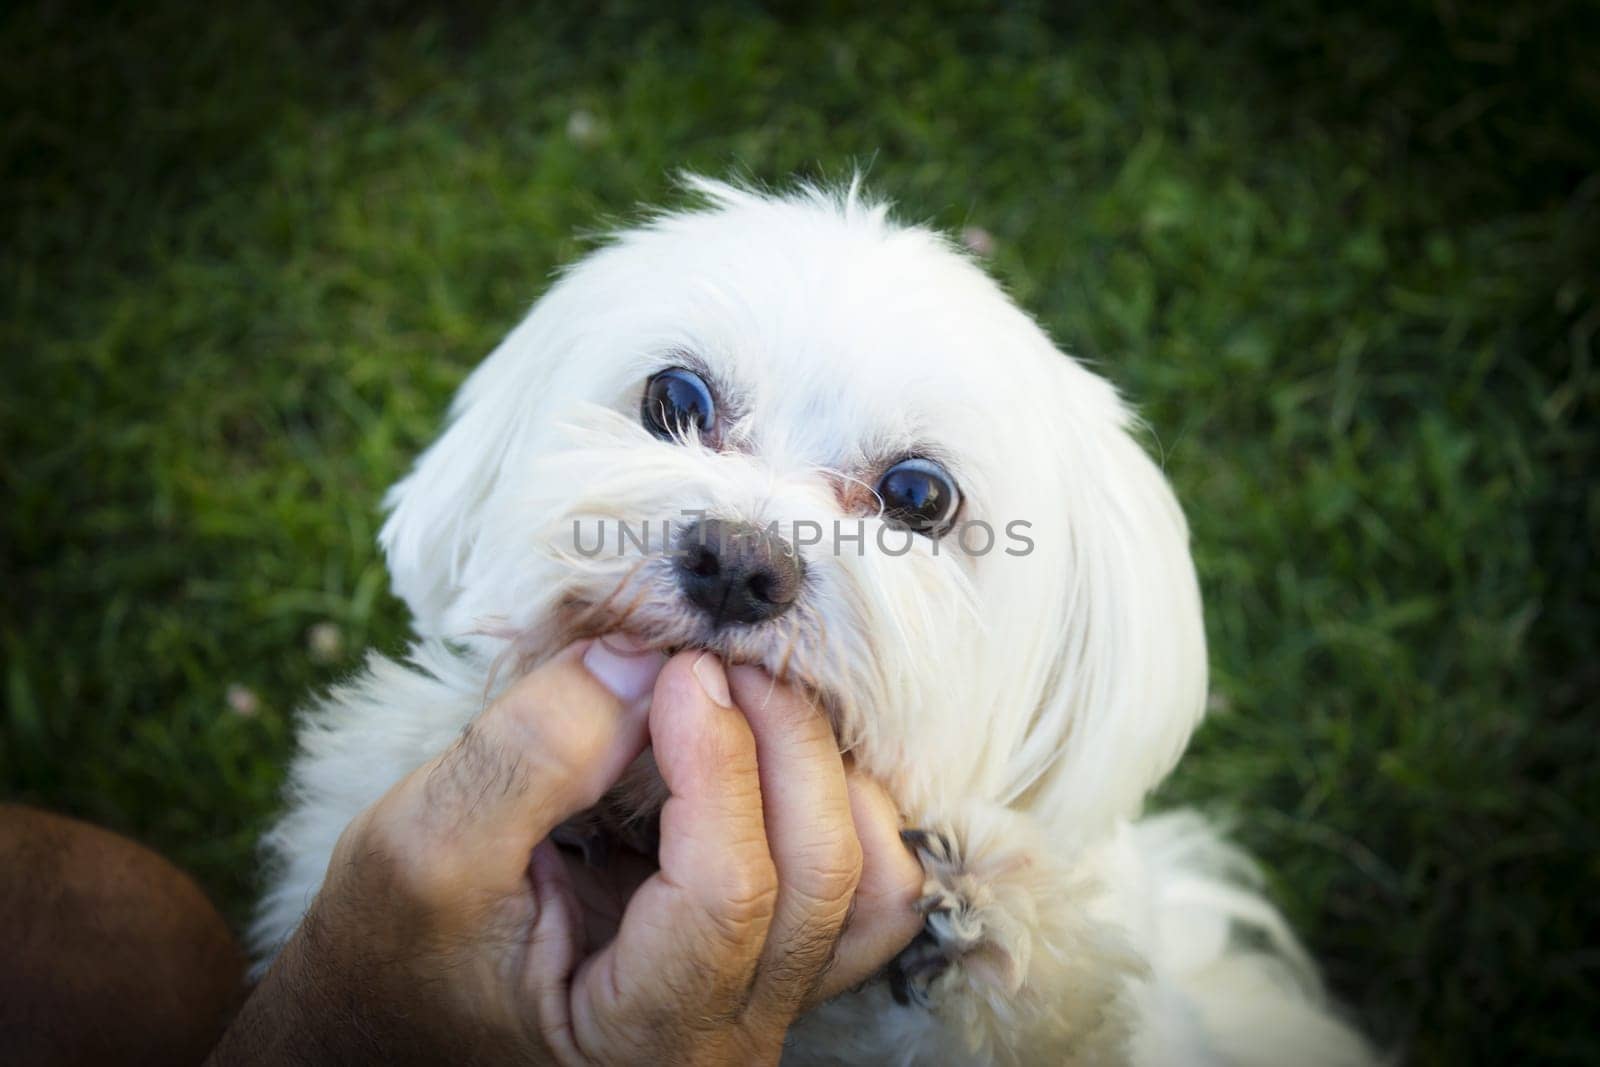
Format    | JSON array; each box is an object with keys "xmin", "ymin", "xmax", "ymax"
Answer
[{"xmin": 3, "ymin": 2, "xmax": 1595, "ymax": 1061}]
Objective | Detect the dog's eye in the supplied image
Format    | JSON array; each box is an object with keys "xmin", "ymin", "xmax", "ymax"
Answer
[
  {"xmin": 877, "ymin": 457, "xmax": 959, "ymax": 536},
  {"xmin": 642, "ymin": 368, "xmax": 716, "ymax": 444}
]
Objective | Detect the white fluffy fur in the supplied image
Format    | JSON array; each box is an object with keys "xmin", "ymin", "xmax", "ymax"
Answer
[{"xmin": 253, "ymin": 177, "xmax": 1376, "ymax": 1065}]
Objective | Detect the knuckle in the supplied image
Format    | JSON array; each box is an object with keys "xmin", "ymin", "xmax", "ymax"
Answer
[
  {"xmin": 727, "ymin": 852, "xmax": 781, "ymax": 916},
  {"xmin": 536, "ymin": 706, "xmax": 612, "ymax": 771},
  {"xmin": 794, "ymin": 832, "xmax": 864, "ymax": 907},
  {"xmin": 496, "ymin": 690, "xmax": 607, "ymax": 769},
  {"xmin": 427, "ymin": 722, "xmax": 524, "ymax": 810},
  {"xmin": 711, "ymin": 853, "xmax": 779, "ymax": 940},
  {"xmin": 481, "ymin": 691, "xmax": 612, "ymax": 805}
]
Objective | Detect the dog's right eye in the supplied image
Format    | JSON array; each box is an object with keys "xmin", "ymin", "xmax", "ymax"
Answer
[{"xmin": 642, "ymin": 368, "xmax": 716, "ymax": 444}]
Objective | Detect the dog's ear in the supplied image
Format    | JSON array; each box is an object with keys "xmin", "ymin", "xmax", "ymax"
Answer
[
  {"xmin": 1008, "ymin": 358, "xmax": 1209, "ymax": 833},
  {"xmin": 379, "ymin": 315, "xmax": 552, "ymax": 635}
]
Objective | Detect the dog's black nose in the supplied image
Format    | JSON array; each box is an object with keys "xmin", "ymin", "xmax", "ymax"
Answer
[{"xmin": 675, "ymin": 519, "xmax": 803, "ymax": 626}]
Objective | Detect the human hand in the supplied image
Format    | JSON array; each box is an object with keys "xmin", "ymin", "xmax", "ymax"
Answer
[{"xmin": 209, "ymin": 638, "xmax": 923, "ymax": 1065}]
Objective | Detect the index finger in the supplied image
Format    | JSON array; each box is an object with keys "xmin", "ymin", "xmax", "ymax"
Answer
[{"xmin": 564, "ymin": 653, "xmax": 779, "ymax": 1056}]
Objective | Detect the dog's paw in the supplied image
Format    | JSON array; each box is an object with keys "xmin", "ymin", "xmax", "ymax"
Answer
[{"xmin": 889, "ymin": 825, "xmax": 1030, "ymax": 1010}]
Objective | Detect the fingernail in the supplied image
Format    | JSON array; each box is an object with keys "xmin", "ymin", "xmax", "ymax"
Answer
[
  {"xmin": 691, "ymin": 652, "xmax": 733, "ymax": 708},
  {"xmin": 583, "ymin": 634, "xmax": 666, "ymax": 704}
]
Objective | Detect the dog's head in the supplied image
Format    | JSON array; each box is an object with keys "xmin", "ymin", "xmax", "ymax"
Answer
[{"xmin": 379, "ymin": 178, "xmax": 1206, "ymax": 836}]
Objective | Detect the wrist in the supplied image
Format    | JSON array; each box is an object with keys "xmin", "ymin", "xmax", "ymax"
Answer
[{"xmin": 205, "ymin": 911, "xmax": 367, "ymax": 1064}]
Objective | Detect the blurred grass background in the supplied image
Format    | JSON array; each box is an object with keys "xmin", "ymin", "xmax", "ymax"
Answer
[{"xmin": 3, "ymin": 1, "xmax": 1595, "ymax": 1061}]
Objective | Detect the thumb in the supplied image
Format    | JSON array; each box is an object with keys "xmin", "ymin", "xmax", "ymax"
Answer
[{"xmin": 373, "ymin": 636, "xmax": 665, "ymax": 899}]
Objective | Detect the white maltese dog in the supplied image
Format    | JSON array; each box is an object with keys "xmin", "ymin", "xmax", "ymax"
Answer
[{"xmin": 253, "ymin": 178, "xmax": 1375, "ymax": 1066}]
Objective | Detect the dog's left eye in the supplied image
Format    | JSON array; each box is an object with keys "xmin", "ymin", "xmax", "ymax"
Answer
[
  {"xmin": 877, "ymin": 457, "xmax": 960, "ymax": 536},
  {"xmin": 642, "ymin": 367, "xmax": 716, "ymax": 444}
]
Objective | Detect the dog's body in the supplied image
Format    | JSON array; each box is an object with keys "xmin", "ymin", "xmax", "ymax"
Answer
[{"xmin": 254, "ymin": 179, "xmax": 1374, "ymax": 1065}]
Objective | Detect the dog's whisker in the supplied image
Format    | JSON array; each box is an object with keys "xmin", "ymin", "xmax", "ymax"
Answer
[
  {"xmin": 774, "ymin": 614, "xmax": 801, "ymax": 683},
  {"xmin": 608, "ymin": 579, "xmax": 655, "ymax": 636},
  {"xmin": 583, "ymin": 560, "xmax": 649, "ymax": 623}
]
